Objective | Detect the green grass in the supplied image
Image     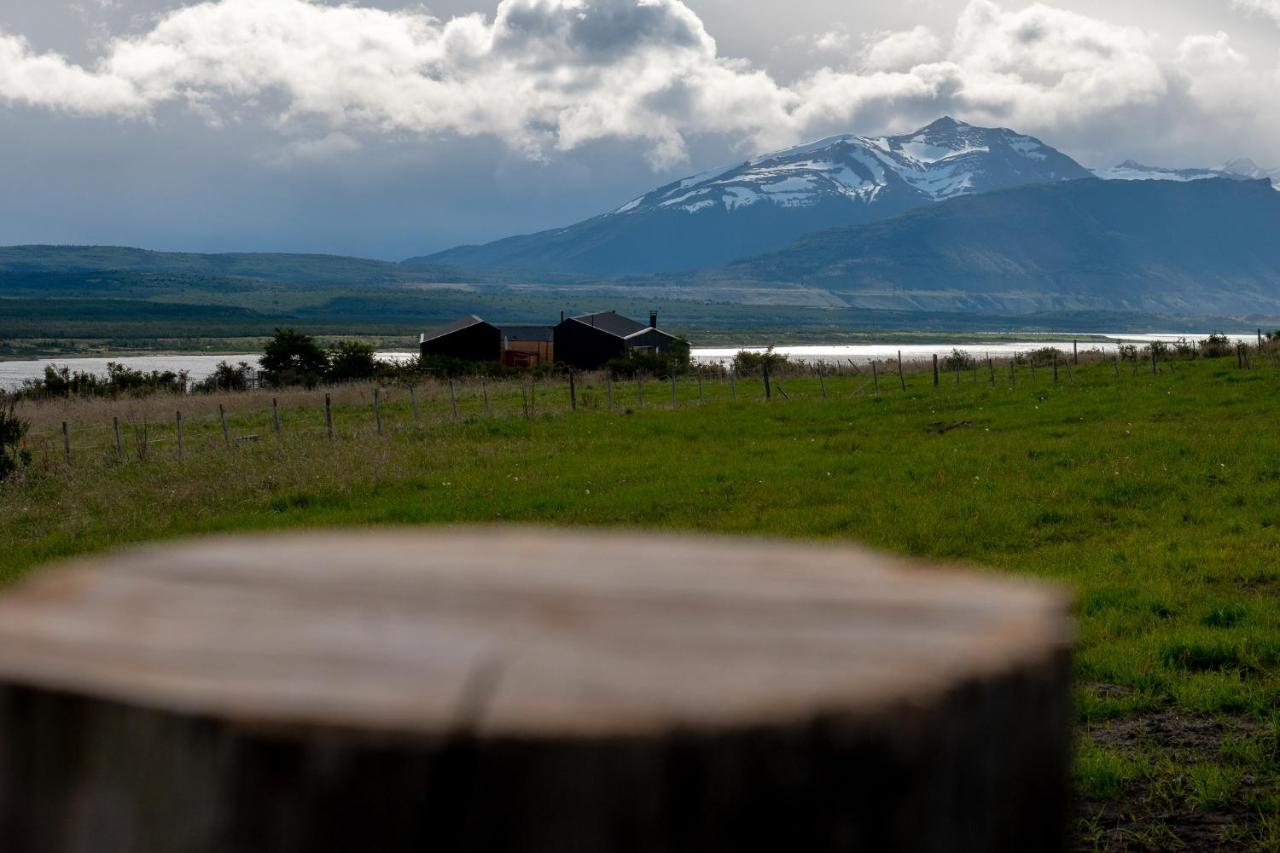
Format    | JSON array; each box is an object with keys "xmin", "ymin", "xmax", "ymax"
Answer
[{"xmin": 5, "ymin": 356, "xmax": 1280, "ymax": 848}]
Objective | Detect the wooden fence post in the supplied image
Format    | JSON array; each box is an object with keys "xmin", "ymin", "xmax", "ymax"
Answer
[
  {"xmin": 729, "ymin": 369, "xmax": 737, "ymax": 400},
  {"xmin": 818, "ymin": 369, "xmax": 827, "ymax": 399},
  {"xmin": 374, "ymin": 388, "xmax": 382, "ymax": 435},
  {"xmin": 1052, "ymin": 354, "xmax": 1059, "ymax": 385},
  {"xmin": 449, "ymin": 380, "xmax": 460, "ymax": 420},
  {"xmin": 1113, "ymin": 355, "xmax": 1120, "ymax": 378},
  {"xmin": 670, "ymin": 373, "xmax": 677, "ymax": 408},
  {"xmin": 113, "ymin": 417, "xmax": 123, "ymax": 461},
  {"xmin": 988, "ymin": 356, "xmax": 995, "ymax": 386},
  {"xmin": 61, "ymin": 421, "xmax": 71, "ymax": 466},
  {"xmin": 871, "ymin": 362, "xmax": 880, "ymax": 397},
  {"xmin": 0, "ymin": 530, "xmax": 1075, "ymax": 853},
  {"xmin": 897, "ymin": 350, "xmax": 906, "ymax": 391},
  {"xmin": 521, "ymin": 385, "xmax": 530, "ymax": 419},
  {"xmin": 482, "ymin": 377, "xmax": 491, "ymax": 415},
  {"xmin": 606, "ymin": 375, "xmax": 614, "ymax": 411},
  {"xmin": 1151, "ymin": 346, "xmax": 1158, "ymax": 375},
  {"xmin": 636, "ymin": 376, "xmax": 644, "ymax": 408},
  {"xmin": 762, "ymin": 363, "xmax": 772, "ymax": 401},
  {"xmin": 272, "ymin": 398, "xmax": 281, "ymax": 435},
  {"xmin": 176, "ymin": 411, "xmax": 184, "ymax": 460},
  {"xmin": 1030, "ymin": 360, "xmax": 1037, "ymax": 385},
  {"xmin": 325, "ymin": 394, "xmax": 334, "ymax": 441},
  {"xmin": 219, "ymin": 405, "xmax": 230, "ymax": 448},
  {"xmin": 932, "ymin": 353, "xmax": 939, "ymax": 387},
  {"xmin": 1009, "ymin": 360, "xmax": 1015, "ymax": 385},
  {"xmin": 569, "ymin": 372, "xmax": 577, "ymax": 412},
  {"xmin": 1073, "ymin": 340, "xmax": 1078, "ymax": 366}
]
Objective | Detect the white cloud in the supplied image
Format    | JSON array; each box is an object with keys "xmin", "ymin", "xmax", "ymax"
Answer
[
  {"xmin": 1232, "ymin": 0, "xmax": 1280, "ymax": 26},
  {"xmin": 859, "ymin": 26, "xmax": 944, "ymax": 72},
  {"xmin": 0, "ymin": 0, "xmax": 1274, "ymax": 169},
  {"xmin": 812, "ymin": 29, "xmax": 851, "ymax": 54}
]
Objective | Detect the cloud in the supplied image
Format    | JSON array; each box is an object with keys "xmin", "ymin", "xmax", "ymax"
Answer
[
  {"xmin": 1232, "ymin": 0, "xmax": 1280, "ymax": 26},
  {"xmin": 859, "ymin": 26, "xmax": 944, "ymax": 72},
  {"xmin": 0, "ymin": 0, "xmax": 1273, "ymax": 169},
  {"xmin": 811, "ymin": 29, "xmax": 851, "ymax": 54}
]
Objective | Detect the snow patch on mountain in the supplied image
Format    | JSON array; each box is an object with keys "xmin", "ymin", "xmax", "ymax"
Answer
[
  {"xmin": 1096, "ymin": 158, "xmax": 1280, "ymax": 189},
  {"xmin": 609, "ymin": 117, "xmax": 1088, "ymax": 219}
]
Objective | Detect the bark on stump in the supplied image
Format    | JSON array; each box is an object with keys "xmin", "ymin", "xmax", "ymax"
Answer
[{"xmin": 0, "ymin": 529, "xmax": 1072, "ymax": 853}]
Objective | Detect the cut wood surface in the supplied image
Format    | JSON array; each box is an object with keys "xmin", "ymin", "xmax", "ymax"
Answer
[{"xmin": 0, "ymin": 529, "xmax": 1074, "ymax": 852}]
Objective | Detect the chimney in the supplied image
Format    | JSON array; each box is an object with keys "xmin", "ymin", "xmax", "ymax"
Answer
[
  {"xmin": 560, "ymin": 310, "xmax": 565, "ymax": 322},
  {"xmin": 649, "ymin": 310, "xmax": 658, "ymax": 329}
]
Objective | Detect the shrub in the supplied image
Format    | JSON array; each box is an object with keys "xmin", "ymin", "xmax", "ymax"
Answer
[
  {"xmin": 20, "ymin": 363, "xmax": 188, "ymax": 399},
  {"xmin": 941, "ymin": 348, "xmax": 975, "ymax": 371},
  {"xmin": 732, "ymin": 346, "xmax": 791, "ymax": 375},
  {"xmin": 327, "ymin": 341, "xmax": 377, "ymax": 382},
  {"xmin": 0, "ymin": 393, "xmax": 30, "ymax": 483},
  {"xmin": 192, "ymin": 361, "xmax": 254, "ymax": 393},
  {"xmin": 1199, "ymin": 333, "xmax": 1235, "ymax": 359},
  {"xmin": 260, "ymin": 328, "xmax": 329, "ymax": 387},
  {"xmin": 606, "ymin": 341, "xmax": 691, "ymax": 379}
]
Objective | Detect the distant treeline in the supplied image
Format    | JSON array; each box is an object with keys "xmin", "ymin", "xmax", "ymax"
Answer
[{"xmin": 14, "ymin": 328, "xmax": 694, "ymax": 400}]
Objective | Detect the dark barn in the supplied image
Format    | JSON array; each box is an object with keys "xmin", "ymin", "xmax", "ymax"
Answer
[
  {"xmin": 553, "ymin": 311, "xmax": 678, "ymax": 370},
  {"xmin": 419, "ymin": 315, "xmax": 501, "ymax": 361}
]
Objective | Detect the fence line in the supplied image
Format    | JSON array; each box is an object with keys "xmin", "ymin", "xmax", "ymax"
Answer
[{"xmin": 14, "ymin": 346, "xmax": 1277, "ymax": 474}]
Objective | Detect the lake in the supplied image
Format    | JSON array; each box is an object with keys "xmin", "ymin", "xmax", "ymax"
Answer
[{"xmin": 0, "ymin": 333, "xmax": 1256, "ymax": 390}]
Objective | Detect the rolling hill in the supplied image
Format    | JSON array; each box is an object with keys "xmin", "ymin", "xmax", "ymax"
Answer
[{"xmin": 705, "ymin": 178, "xmax": 1280, "ymax": 315}]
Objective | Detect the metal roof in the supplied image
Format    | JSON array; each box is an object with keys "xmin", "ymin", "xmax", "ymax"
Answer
[
  {"xmin": 565, "ymin": 311, "xmax": 649, "ymax": 338},
  {"xmin": 420, "ymin": 315, "xmax": 492, "ymax": 343}
]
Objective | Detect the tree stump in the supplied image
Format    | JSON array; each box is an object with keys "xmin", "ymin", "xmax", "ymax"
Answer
[{"xmin": 0, "ymin": 530, "xmax": 1072, "ymax": 852}]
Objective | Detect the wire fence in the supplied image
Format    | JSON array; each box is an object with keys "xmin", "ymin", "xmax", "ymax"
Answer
[{"xmin": 13, "ymin": 343, "xmax": 1280, "ymax": 475}]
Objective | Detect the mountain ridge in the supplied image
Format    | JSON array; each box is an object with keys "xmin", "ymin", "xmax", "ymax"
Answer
[
  {"xmin": 700, "ymin": 177, "xmax": 1280, "ymax": 315},
  {"xmin": 412, "ymin": 117, "xmax": 1092, "ymax": 275}
]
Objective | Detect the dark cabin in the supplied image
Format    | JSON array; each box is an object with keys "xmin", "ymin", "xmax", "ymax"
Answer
[
  {"xmin": 420, "ymin": 315, "xmax": 501, "ymax": 361},
  {"xmin": 553, "ymin": 311, "xmax": 678, "ymax": 370}
]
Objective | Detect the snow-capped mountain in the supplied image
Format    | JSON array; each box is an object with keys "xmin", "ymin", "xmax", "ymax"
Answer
[
  {"xmin": 614, "ymin": 117, "xmax": 1088, "ymax": 217},
  {"xmin": 1095, "ymin": 158, "xmax": 1279, "ymax": 189},
  {"xmin": 412, "ymin": 117, "xmax": 1092, "ymax": 275}
]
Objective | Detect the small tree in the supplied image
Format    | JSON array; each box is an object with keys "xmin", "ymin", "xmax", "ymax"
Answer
[
  {"xmin": 193, "ymin": 361, "xmax": 254, "ymax": 393},
  {"xmin": 732, "ymin": 346, "xmax": 791, "ymax": 375},
  {"xmin": 1199, "ymin": 333, "xmax": 1234, "ymax": 359},
  {"xmin": 327, "ymin": 341, "xmax": 377, "ymax": 382},
  {"xmin": 0, "ymin": 393, "xmax": 30, "ymax": 484},
  {"xmin": 260, "ymin": 328, "xmax": 329, "ymax": 387}
]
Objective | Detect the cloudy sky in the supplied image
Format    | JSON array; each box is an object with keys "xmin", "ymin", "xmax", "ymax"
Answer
[{"xmin": 2, "ymin": 0, "xmax": 1279, "ymax": 259}]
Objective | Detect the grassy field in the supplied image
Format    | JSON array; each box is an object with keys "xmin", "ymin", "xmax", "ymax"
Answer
[{"xmin": 4, "ymin": 355, "xmax": 1280, "ymax": 850}]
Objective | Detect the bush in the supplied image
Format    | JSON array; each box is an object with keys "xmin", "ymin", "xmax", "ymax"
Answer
[
  {"xmin": 20, "ymin": 362, "xmax": 188, "ymax": 399},
  {"xmin": 327, "ymin": 341, "xmax": 377, "ymax": 382},
  {"xmin": 192, "ymin": 361, "xmax": 254, "ymax": 393},
  {"xmin": 260, "ymin": 328, "xmax": 329, "ymax": 388},
  {"xmin": 606, "ymin": 341, "xmax": 692, "ymax": 379},
  {"xmin": 941, "ymin": 348, "xmax": 975, "ymax": 371},
  {"xmin": 731, "ymin": 346, "xmax": 791, "ymax": 375},
  {"xmin": 1200, "ymin": 333, "xmax": 1234, "ymax": 359},
  {"xmin": 0, "ymin": 393, "xmax": 30, "ymax": 483}
]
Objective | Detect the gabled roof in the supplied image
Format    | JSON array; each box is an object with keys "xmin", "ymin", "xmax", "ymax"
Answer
[
  {"xmin": 564, "ymin": 311, "xmax": 648, "ymax": 338},
  {"xmin": 499, "ymin": 324, "xmax": 554, "ymax": 342},
  {"xmin": 421, "ymin": 314, "xmax": 493, "ymax": 343},
  {"xmin": 623, "ymin": 326, "xmax": 676, "ymax": 342}
]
